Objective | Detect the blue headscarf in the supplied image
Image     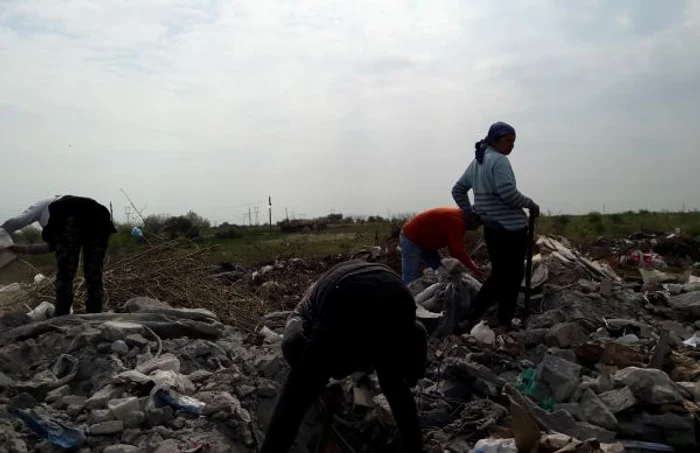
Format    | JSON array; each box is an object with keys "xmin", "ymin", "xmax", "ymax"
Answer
[{"xmin": 475, "ymin": 121, "xmax": 516, "ymax": 163}]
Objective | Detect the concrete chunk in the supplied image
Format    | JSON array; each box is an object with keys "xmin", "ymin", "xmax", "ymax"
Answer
[
  {"xmin": 89, "ymin": 420, "xmax": 124, "ymax": 435},
  {"xmin": 599, "ymin": 387, "xmax": 638, "ymax": 413},
  {"xmin": 537, "ymin": 354, "xmax": 582, "ymax": 402}
]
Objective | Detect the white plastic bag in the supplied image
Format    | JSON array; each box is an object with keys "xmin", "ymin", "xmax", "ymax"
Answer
[
  {"xmin": 472, "ymin": 437, "xmax": 517, "ymax": 453},
  {"xmin": 0, "ymin": 228, "xmax": 13, "ymax": 249},
  {"xmin": 27, "ymin": 302, "xmax": 56, "ymax": 321},
  {"xmin": 0, "ymin": 229, "xmax": 16, "ymax": 269},
  {"xmin": 683, "ymin": 333, "xmax": 700, "ymax": 348},
  {"xmin": 470, "ymin": 320, "xmax": 496, "ymax": 345}
]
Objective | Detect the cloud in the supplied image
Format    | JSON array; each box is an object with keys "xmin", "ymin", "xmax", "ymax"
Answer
[{"xmin": 0, "ymin": 0, "xmax": 698, "ymax": 224}]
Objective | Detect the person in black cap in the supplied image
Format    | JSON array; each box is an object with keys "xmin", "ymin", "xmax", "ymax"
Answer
[
  {"xmin": 260, "ymin": 259, "xmax": 428, "ymax": 453},
  {"xmin": 2, "ymin": 195, "xmax": 117, "ymax": 316}
]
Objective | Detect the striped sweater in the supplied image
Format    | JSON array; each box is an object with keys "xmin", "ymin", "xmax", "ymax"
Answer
[{"xmin": 451, "ymin": 147, "xmax": 533, "ymax": 231}]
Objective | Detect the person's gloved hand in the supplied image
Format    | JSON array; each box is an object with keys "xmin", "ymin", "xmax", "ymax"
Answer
[{"xmin": 528, "ymin": 201, "xmax": 540, "ymax": 217}]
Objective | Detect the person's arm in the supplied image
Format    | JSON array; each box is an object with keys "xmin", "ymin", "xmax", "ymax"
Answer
[
  {"xmin": 281, "ymin": 284, "xmax": 315, "ymax": 368},
  {"xmin": 9, "ymin": 243, "xmax": 51, "ymax": 255},
  {"xmin": 451, "ymin": 164, "xmax": 475, "ymax": 215},
  {"xmin": 260, "ymin": 332, "xmax": 332, "ymax": 453},
  {"xmin": 0, "ymin": 200, "xmax": 48, "ymax": 234},
  {"xmin": 376, "ymin": 365, "xmax": 424, "ymax": 453},
  {"xmin": 493, "ymin": 158, "xmax": 537, "ymax": 210},
  {"xmin": 446, "ymin": 225, "xmax": 481, "ymax": 276}
]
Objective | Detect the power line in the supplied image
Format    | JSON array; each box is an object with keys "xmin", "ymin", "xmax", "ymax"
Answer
[{"xmin": 212, "ymin": 200, "xmax": 266, "ymax": 211}]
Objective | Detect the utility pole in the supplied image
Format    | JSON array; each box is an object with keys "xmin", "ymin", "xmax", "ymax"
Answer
[
  {"xmin": 268, "ymin": 195, "xmax": 272, "ymax": 229},
  {"xmin": 285, "ymin": 207, "xmax": 289, "ymax": 221},
  {"xmin": 254, "ymin": 207, "xmax": 260, "ymax": 225},
  {"xmin": 124, "ymin": 206, "xmax": 132, "ymax": 224},
  {"xmin": 248, "ymin": 206, "xmax": 252, "ymax": 226}
]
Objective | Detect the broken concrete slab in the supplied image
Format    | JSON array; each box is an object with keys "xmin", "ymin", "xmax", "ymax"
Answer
[
  {"xmin": 598, "ymin": 387, "xmax": 638, "ymax": 414},
  {"xmin": 614, "ymin": 367, "xmax": 684, "ymax": 405},
  {"xmin": 667, "ymin": 291, "xmax": 700, "ymax": 319},
  {"xmin": 546, "ymin": 322, "xmax": 590, "ymax": 348},
  {"xmin": 89, "ymin": 420, "xmax": 125, "ymax": 435},
  {"xmin": 579, "ymin": 388, "xmax": 618, "ymax": 430},
  {"xmin": 536, "ymin": 354, "xmax": 582, "ymax": 402},
  {"xmin": 101, "ymin": 322, "xmax": 146, "ymax": 341},
  {"xmin": 104, "ymin": 445, "xmax": 145, "ymax": 453},
  {"xmin": 124, "ymin": 334, "xmax": 150, "ymax": 349},
  {"xmin": 510, "ymin": 328, "xmax": 548, "ymax": 347}
]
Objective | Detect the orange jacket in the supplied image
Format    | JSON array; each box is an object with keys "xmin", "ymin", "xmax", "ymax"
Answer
[{"xmin": 402, "ymin": 207, "xmax": 480, "ymax": 276}]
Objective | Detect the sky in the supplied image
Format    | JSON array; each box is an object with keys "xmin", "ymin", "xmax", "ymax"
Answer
[{"xmin": 1, "ymin": 0, "xmax": 699, "ymax": 225}]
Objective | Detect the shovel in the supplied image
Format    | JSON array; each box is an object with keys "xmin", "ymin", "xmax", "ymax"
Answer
[{"xmin": 522, "ymin": 214, "xmax": 536, "ymax": 326}]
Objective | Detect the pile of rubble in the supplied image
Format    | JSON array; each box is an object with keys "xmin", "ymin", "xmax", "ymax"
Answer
[
  {"xmin": 214, "ymin": 245, "xmax": 395, "ymax": 312},
  {"xmin": 0, "ymin": 297, "xmax": 303, "ymax": 453},
  {"xmin": 1, "ymin": 234, "xmax": 700, "ymax": 453}
]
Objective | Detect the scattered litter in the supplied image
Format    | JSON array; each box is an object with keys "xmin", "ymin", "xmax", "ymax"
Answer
[
  {"xmin": 470, "ymin": 320, "xmax": 495, "ymax": 345},
  {"xmin": 153, "ymin": 387, "xmax": 205, "ymax": 415},
  {"xmin": 682, "ymin": 333, "xmax": 700, "ymax": 348},
  {"xmin": 472, "ymin": 437, "xmax": 517, "ymax": 453},
  {"xmin": 26, "ymin": 301, "xmax": 55, "ymax": 321},
  {"xmin": 411, "ymin": 258, "xmax": 481, "ymax": 338},
  {"xmin": 0, "ymin": 227, "xmax": 13, "ymax": 248},
  {"xmin": 0, "ymin": 232, "xmax": 698, "ymax": 452},
  {"xmin": 10, "ymin": 408, "xmax": 86, "ymax": 449},
  {"xmin": 0, "ymin": 283, "xmax": 21, "ymax": 293}
]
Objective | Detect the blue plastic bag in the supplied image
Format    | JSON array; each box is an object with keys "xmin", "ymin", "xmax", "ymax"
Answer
[
  {"xmin": 154, "ymin": 388, "xmax": 205, "ymax": 415},
  {"xmin": 11, "ymin": 408, "xmax": 86, "ymax": 449}
]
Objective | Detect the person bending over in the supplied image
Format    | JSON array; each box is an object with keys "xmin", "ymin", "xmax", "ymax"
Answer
[
  {"xmin": 260, "ymin": 259, "xmax": 428, "ymax": 453},
  {"xmin": 2, "ymin": 195, "xmax": 116, "ymax": 316}
]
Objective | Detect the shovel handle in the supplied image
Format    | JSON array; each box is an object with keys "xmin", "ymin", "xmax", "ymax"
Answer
[{"xmin": 523, "ymin": 215, "xmax": 536, "ymax": 320}]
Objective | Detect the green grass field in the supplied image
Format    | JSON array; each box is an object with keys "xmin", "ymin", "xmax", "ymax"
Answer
[{"xmin": 2, "ymin": 210, "xmax": 699, "ymax": 286}]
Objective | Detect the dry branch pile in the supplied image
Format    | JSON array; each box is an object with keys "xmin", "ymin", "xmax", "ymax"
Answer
[{"xmin": 4, "ymin": 238, "xmax": 267, "ymax": 329}]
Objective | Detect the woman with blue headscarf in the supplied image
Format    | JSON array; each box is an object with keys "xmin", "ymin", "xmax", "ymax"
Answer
[{"xmin": 451, "ymin": 122, "xmax": 540, "ymax": 328}]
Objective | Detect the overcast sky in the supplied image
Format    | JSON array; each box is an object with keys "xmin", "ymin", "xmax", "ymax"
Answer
[{"xmin": 1, "ymin": 0, "xmax": 699, "ymax": 225}]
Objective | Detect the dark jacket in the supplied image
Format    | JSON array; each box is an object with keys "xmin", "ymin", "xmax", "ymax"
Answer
[
  {"xmin": 41, "ymin": 196, "xmax": 117, "ymax": 249},
  {"xmin": 262, "ymin": 259, "xmax": 426, "ymax": 453}
]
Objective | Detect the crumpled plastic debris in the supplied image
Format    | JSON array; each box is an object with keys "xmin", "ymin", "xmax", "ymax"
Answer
[
  {"xmin": 153, "ymin": 387, "xmax": 205, "ymax": 415},
  {"xmin": 0, "ymin": 228, "xmax": 16, "ymax": 270},
  {"xmin": 413, "ymin": 258, "xmax": 481, "ymax": 338},
  {"xmin": 682, "ymin": 333, "xmax": 700, "ymax": 348},
  {"xmin": 0, "ymin": 228, "xmax": 13, "ymax": 249},
  {"xmin": 472, "ymin": 437, "xmax": 517, "ymax": 453},
  {"xmin": 10, "ymin": 407, "xmax": 86, "ymax": 449},
  {"xmin": 16, "ymin": 354, "xmax": 79, "ymax": 391},
  {"xmin": 470, "ymin": 320, "xmax": 495, "ymax": 345},
  {"xmin": 27, "ymin": 301, "xmax": 55, "ymax": 321}
]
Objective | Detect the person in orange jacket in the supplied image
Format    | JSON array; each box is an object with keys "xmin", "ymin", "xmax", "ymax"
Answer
[{"xmin": 400, "ymin": 207, "xmax": 481, "ymax": 284}]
